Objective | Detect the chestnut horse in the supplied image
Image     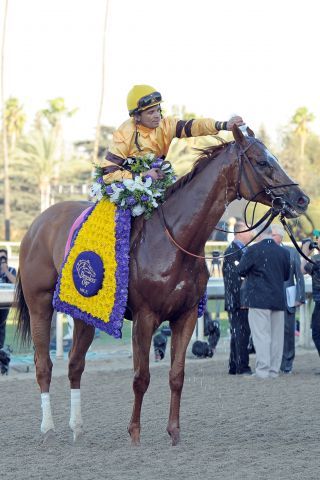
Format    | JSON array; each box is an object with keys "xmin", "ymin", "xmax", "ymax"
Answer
[{"xmin": 15, "ymin": 126, "xmax": 309, "ymax": 445}]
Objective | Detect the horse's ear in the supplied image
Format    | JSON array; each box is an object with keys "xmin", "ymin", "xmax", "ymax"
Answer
[
  {"xmin": 247, "ymin": 127, "xmax": 255, "ymax": 137},
  {"xmin": 232, "ymin": 125, "xmax": 246, "ymax": 145}
]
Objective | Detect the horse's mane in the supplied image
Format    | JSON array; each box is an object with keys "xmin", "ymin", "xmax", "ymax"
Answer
[{"xmin": 165, "ymin": 140, "xmax": 232, "ymax": 198}]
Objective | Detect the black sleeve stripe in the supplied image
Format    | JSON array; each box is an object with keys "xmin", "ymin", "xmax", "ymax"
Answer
[
  {"xmin": 105, "ymin": 151, "xmax": 125, "ymax": 164},
  {"xmin": 176, "ymin": 120, "xmax": 187, "ymax": 138},
  {"xmin": 102, "ymin": 165, "xmax": 122, "ymax": 175},
  {"xmin": 184, "ymin": 119, "xmax": 194, "ymax": 137}
]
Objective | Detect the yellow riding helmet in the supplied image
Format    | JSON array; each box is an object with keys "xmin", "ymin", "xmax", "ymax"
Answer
[{"xmin": 127, "ymin": 85, "xmax": 162, "ymax": 116}]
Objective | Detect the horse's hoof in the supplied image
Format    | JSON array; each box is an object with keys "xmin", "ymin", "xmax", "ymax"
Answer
[
  {"xmin": 129, "ymin": 431, "xmax": 141, "ymax": 446},
  {"xmin": 128, "ymin": 427, "xmax": 140, "ymax": 446},
  {"xmin": 72, "ymin": 427, "xmax": 84, "ymax": 443},
  {"xmin": 42, "ymin": 429, "xmax": 56, "ymax": 446},
  {"xmin": 131, "ymin": 437, "xmax": 141, "ymax": 447},
  {"xmin": 168, "ymin": 428, "xmax": 180, "ymax": 446}
]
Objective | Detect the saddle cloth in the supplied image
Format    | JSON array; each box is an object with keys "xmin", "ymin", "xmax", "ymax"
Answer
[{"xmin": 53, "ymin": 199, "xmax": 131, "ymax": 338}]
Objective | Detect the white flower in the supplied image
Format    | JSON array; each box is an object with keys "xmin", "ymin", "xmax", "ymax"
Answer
[
  {"xmin": 120, "ymin": 199, "xmax": 126, "ymax": 207},
  {"xmin": 131, "ymin": 204, "xmax": 146, "ymax": 217},
  {"xmin": 151, "ymin": 199, "xmax": 158, "ymax": 208},
  {"xmin": 89, "ymin": 182, "xmax": 103, "ymax": 200},
  {"xmin": 123, "ymin": 178, "xmax": 134, "ymax": 187},
  {"xmin": 109, "ymin": 190, "xmax": 121, "ymax": 201},
  {"xmin": 143, "ymin": 177, "xmax": 152, "ymax": 188}
]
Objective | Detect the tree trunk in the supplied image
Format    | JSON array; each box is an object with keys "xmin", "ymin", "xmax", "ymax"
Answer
[
  {"xmin": 299, "ymin": 132, "xmax": 306, "ymax": 186},
  {"xmin": 1, "ymin": 0, "xmax": 10, "ymax": 240},
  {"xmin": 40, "ymin": 181, "xmax": 51, "ymax": 212},
  {"xmin": 92, "ymin": 0, "xmax": 110, "ymax": 166}
]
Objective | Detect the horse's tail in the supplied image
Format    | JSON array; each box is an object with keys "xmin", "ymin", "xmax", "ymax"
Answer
[{"xmin": 14, "ymin": 271, "xmax": 32, "ymax": 347}]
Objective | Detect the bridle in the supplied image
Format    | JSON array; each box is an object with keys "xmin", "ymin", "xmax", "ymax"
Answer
[{"xmin": 159, "ymin": 138, "xmax": 308, "ymax": 261}]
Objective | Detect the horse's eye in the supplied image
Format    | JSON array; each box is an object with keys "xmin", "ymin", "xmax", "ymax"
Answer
[{"xmin": 258, "ymin": 161, "xmax": 268, "ymax": 167}]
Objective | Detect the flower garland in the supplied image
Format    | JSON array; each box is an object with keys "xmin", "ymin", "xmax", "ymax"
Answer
[{"xmin": 90, "ymin": 153, "xmax": 176, "ymax": 217}]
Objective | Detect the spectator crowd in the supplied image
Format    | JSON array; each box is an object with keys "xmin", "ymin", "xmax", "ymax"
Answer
[{"xmin": 220, "ymin": 219, "xmax": 318, "ymax": 379}]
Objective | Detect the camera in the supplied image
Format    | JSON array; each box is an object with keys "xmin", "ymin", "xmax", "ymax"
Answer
[
  {"xmin": 302, "ymin": 238, "xmax": 320, "ymax": 251},
  {"xmin": 0, "ymin": 256, "xmax": 7, "ymax": 264}
]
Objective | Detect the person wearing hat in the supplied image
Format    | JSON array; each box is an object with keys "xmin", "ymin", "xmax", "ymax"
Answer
[{"xmin": 101, "ymin": 84, "xmax": 245, "ymax": 184}]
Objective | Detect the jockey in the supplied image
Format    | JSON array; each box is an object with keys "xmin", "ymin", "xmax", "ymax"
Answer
[{"xmin": 101, "ymin": 84, "xmax": 245, "ymax": 184}]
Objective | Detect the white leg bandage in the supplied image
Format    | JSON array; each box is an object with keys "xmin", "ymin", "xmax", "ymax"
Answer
[
  {"xmin": 40, "ymin": 393, "xmax": 55, "ymax": 434},
  {"xmin": 69, "ymin": 389, "xmax": 83, "ymax": 432}
]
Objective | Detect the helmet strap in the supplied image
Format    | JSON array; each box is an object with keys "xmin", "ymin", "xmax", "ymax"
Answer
[{"xmin": 134, "ymin": 122, "xmax": 142, "ymax": 152}]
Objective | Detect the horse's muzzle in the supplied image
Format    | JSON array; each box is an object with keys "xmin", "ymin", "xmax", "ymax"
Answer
[{"xmin": 282, "ymin": 193, "xmax": 310, "ymax": 218}]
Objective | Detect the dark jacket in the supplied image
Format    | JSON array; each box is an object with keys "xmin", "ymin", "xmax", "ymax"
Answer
[
  {"xmin": 304, "ymin": 253, "xmax": 320, "ymax": 302},
  {"xmin": 222, "ymin": 241, "xmax": 245, "ymax": 311},
  {"xmin": 238, "ymin": 238, "xmax": 290, "ymax": 311}
]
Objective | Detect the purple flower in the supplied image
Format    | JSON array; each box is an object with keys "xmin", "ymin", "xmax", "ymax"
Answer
[
  {"xmin": 151, "ymin": 160, "xmax": 162, "ymax": 169},
  {"xmin": 126, "ymin": 196, "xmax": 137, "ymax": 206},
  {"xmin": 97, "ymin": 176, "xmax": 104, "ymax": 184},
  {"xmin": 143, "ymin": 174, "xmax": 153, "ymax": 183},
  {"xmin": 106, "ymin": 185, "xmax": 114, "ymax": 195},
  {"xmin": 141, "ymin": 194, "xmax": 149, "ymax": 202},
  {"xmin": 117, "ymin": 183, "xmax": 126, "ymax": 190}
]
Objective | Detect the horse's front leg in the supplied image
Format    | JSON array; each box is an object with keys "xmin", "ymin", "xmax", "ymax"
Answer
[
  {"xmin": 168, "ymin": 306, "xmax": 198, "ymax": 446},
  {"xmin": 68, "ymin": 319, "xmax": 95, "ymax": 442},
  {"xmin": 128, "ymin": 310, "xmax": 158, "ymax": 446}
]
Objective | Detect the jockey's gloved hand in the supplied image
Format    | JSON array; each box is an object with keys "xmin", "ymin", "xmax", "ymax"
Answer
[{"xmin": 227, "ymin": 116, "xmax": 245, "ymax": 130}]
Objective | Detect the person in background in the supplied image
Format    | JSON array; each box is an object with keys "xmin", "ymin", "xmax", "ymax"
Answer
[
  {"xmin": 238, "ymin": 224, "xmax": 290, "ymax": 379},
  {"xmin": 222, "ymin": 220, "xmax": 253, "ymax": 375},
  {"xmin": 271, "ymin": 224, "xmax": 305, "ymax": 374},
  {"xmin": 0, "ymin": 248, "xmax": 16, "ymax": 350},
  {"xmin": 300, "ymin": 236, "xmax": 320, "ymax": 356}
]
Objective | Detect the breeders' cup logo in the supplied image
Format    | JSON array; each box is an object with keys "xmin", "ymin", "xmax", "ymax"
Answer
[
  {"xmin": 76, "ymin": 259, "xmax": 96, "ymax": 287},
  {"xmin": 72, "ymin": 251, "xmax": 104, "ymax": 297}
]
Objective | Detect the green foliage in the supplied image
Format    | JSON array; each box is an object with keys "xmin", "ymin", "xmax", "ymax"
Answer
[
  {"xmin": 4, "ymin": 97, "xmax": 26, "ymax": 143},
  {"xmin": 291, "ymin": 107, "xmax": 315, "ymax": 135},
  {"xmin": 40, "ymin": 97, "xmax": 78, "ymax": 128},
  {"xmin": 1, "ymin": 98, "xmax": 320, "ymax": 241},
  {"xmin": 74, "ymin": 125, "xmax": 115, "ymax": 160}
]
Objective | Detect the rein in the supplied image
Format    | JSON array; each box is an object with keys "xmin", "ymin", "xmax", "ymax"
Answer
[
  {"xmin": 158, "ymin": 205, "xmax": 281, "ymax": 261},
  {"xmin": 280, "ymin": 215, "xmax": 317, "ymax": 266},
  {"xmin": 158, "ymin": 138, "xmax": 298, "ymax": 261}
]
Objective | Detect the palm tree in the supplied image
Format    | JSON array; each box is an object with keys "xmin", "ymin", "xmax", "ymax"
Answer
[
  {"xmin": 0, "ymin": 0, "xmax": 10, "ymax": 239},
  {"xmin": 16, "ymin": 130, "xmax": 62, "ymax": 212},
  {"xmin": 291, "ymin": 107, "xmax": 315, "ymax": 184},
  {"xmin": 291, "ymin": 106, "xmax": 315, "ymax": 159},
  {"xmin": 5, "ymin": 97, "xmax": 26, "ymax": 154},
  {"xmin": 38, "ymin": 97, "xmax": 77, "ymax": 180}
]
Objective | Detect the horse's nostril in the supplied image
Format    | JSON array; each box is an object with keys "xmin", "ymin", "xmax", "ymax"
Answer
[{"xmin": 298, "ymin": 195, "xmax": 309, "ymax": 206}]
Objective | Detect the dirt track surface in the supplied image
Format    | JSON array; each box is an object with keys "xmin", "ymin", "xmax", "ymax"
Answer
[{"xmin": 2, "ymin": 350, "xmax": 320, "ymax": 480}]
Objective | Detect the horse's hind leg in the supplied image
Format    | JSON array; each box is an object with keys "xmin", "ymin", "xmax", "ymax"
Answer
[
  {"xmin": 168, "ymin": 307, "xmax": 198, "ymax": 446},
  {"xmin": 29, "ymin": 292, "xmax": 56, "ymax": 439},
  {"xmin": 68, "ymin": 318, "xmax": 95, "ymax": 442}
]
